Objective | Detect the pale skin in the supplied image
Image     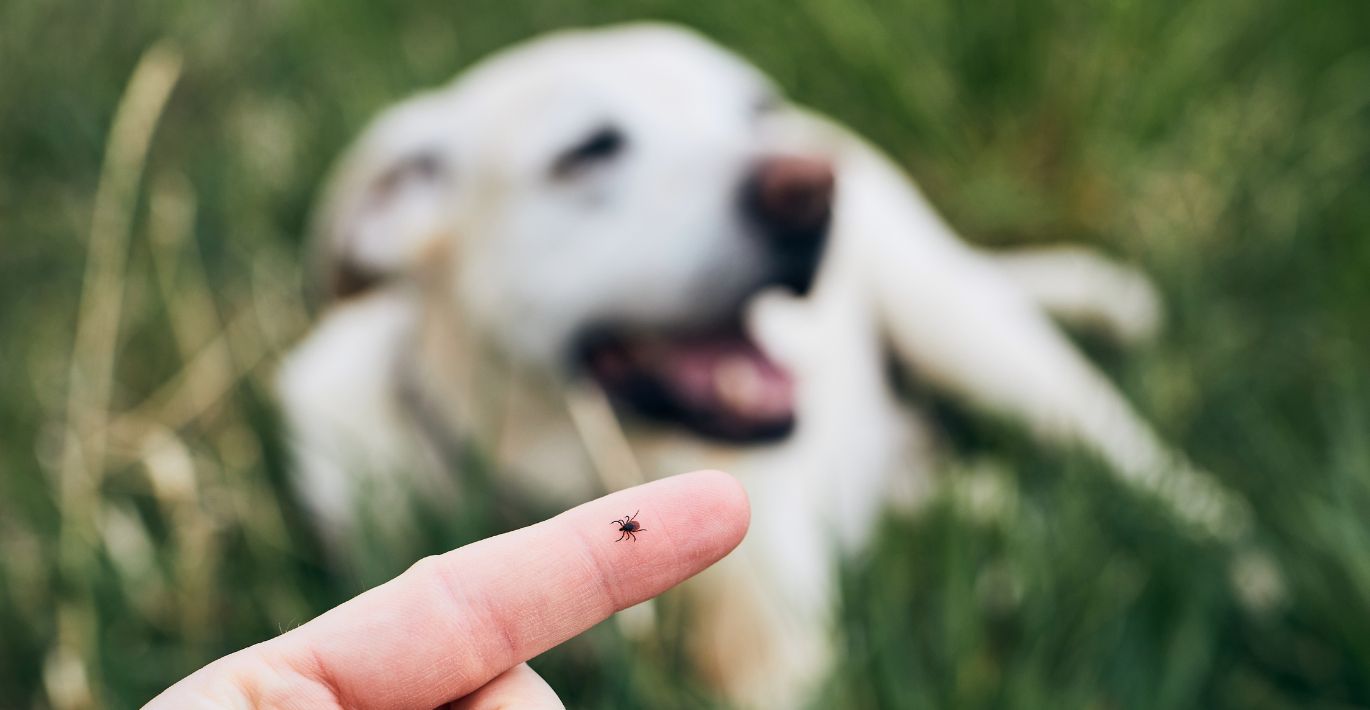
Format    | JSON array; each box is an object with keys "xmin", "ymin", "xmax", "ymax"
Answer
[{"xmin": 147, "ymin": 470, "xmax": 750, "ymax": 710}]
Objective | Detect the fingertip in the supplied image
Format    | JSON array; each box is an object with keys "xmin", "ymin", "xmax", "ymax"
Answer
[
  {"xmin": 682, "ymin": 469, "xmax": 751, "ymax": 550},
  {"xmin": 593, "ymin": 469, "xmax": 750, "ymax": 581}
]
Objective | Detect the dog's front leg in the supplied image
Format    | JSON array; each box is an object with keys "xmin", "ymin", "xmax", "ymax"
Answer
[{"xmin": 987, "ymin": 244, "xmax": 1163, "ymax": 346}]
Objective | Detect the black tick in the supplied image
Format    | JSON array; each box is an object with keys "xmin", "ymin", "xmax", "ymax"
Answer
[{"xmin": 612, "ymin": 511, "xmax": 645, "ymax": 542}]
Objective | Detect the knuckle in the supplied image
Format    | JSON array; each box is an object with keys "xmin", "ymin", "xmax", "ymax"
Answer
[
  {"xmin": 409, "ymin": 553, "xmax": 466, "ymax": 610},
  {"xmin": 573, "ymin": 529, "xmax": 627, "ymax": 612},
  {"xmin": 408, "ymin": 552, "xmax": 516, "ymax": 684}
]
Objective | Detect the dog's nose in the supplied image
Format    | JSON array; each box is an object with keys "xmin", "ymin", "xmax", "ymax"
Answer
[{"xmin": 746, "ymin": 155, "xmax": 835, "ymax": 239}]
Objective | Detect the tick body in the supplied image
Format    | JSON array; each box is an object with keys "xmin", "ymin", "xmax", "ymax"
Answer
[{"xmin": 612, "ymin": 511, "xmax": 645, "ymax": 542}]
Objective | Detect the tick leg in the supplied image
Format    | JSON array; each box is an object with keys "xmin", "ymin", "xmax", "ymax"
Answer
[
  {"xmin": 616, "ymin": 531, "xmax": 626, "ymax": 542},
  {"xmin": 629, "ymin": 510, "xmax": 639, "ymax": 522}
]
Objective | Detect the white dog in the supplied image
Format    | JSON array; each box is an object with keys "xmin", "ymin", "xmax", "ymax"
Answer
[{"xmin": 277, "ymin": 23, "xmax": 1245, "ymax": 706}]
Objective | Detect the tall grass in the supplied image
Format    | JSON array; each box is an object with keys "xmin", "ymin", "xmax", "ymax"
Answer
[{"xmin": 1, "ymin": 0, "xmax": 1368, "ymax": 707}]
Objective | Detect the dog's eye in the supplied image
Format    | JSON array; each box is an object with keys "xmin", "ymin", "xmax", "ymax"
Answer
[
  {"xmin": 374, "ymin": 150, "xmax": 446, "ymax": 198},
  {"xmin": 551, "ymin": 126, "xmax": 625, "ymax": 179}
]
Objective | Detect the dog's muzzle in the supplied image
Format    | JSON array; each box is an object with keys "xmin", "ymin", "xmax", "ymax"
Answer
[{"xmin": 575, "ymin": 154, "xmax": 836, "ymax": 443}]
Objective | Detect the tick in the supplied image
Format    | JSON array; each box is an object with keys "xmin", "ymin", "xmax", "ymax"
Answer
[{"xmin": 612, "ymin": 511, "xmax": 645, "ymax": 542}]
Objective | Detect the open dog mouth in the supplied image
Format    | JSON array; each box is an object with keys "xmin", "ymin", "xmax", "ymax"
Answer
[
  {"xmin": 579, "ymin": 322, "xmax": 796, "ymax": 442},
  {"xmin": 575, "ymin": 154, "xmax": 835, "ymax": 443}
]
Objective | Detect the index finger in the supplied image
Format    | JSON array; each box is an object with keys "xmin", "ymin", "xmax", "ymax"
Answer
[{"xmin": 269, "ymin": 469, "xmax": 747, "ymax": 708}]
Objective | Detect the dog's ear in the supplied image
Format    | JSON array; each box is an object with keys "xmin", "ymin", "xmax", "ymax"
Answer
[{"xmin": 310, "ymin": 91, "xmax": 456, "ymax": 301}]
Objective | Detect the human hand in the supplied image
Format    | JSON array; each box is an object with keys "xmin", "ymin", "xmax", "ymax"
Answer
[{"xmin": 147, "ymin": 470, "xmax": 749, "ymax": 709}]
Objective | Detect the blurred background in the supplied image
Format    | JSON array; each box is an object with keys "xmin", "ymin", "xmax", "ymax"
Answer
[{"xmin": 3, "ymin": 0, "xmax": 1370, "ymax": 707}]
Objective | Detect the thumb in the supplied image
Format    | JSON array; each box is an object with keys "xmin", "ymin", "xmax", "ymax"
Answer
[{"xmin": 447, "ymin": 663, "xmax": 563, "ymax": 709}]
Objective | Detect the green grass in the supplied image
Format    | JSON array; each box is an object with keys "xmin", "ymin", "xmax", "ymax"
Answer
[{"xmin": 2, "ymin": 0, "xmax": 1369, "ymax": 707}]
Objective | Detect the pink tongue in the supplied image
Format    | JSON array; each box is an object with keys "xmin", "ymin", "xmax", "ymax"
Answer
[{"xmin": 656, "ymin": 338, "xmax": 795, "ymax": 424}]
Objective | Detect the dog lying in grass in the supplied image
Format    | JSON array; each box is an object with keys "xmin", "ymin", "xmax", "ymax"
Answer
[{"xmin": 277, "ymin": 23, "xmax": 1245, "ymax": 706}]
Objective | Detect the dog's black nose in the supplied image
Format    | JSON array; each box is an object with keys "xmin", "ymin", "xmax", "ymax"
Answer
[
  {"xmin": 746, "ymin": 155, "xmax": 835, "ymax": 239},
  {"xmin": 743, "ymin": 155, "xmax": 833, "ymax": 294}
]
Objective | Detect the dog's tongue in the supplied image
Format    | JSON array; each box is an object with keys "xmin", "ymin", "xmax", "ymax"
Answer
[
  {"xmin": 587, "ymin": 330, "xmax": 796, "ymax": 436},
  {"xmin": 656, "ymin": 336, "xmax": 794, "ymax": 424}
]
